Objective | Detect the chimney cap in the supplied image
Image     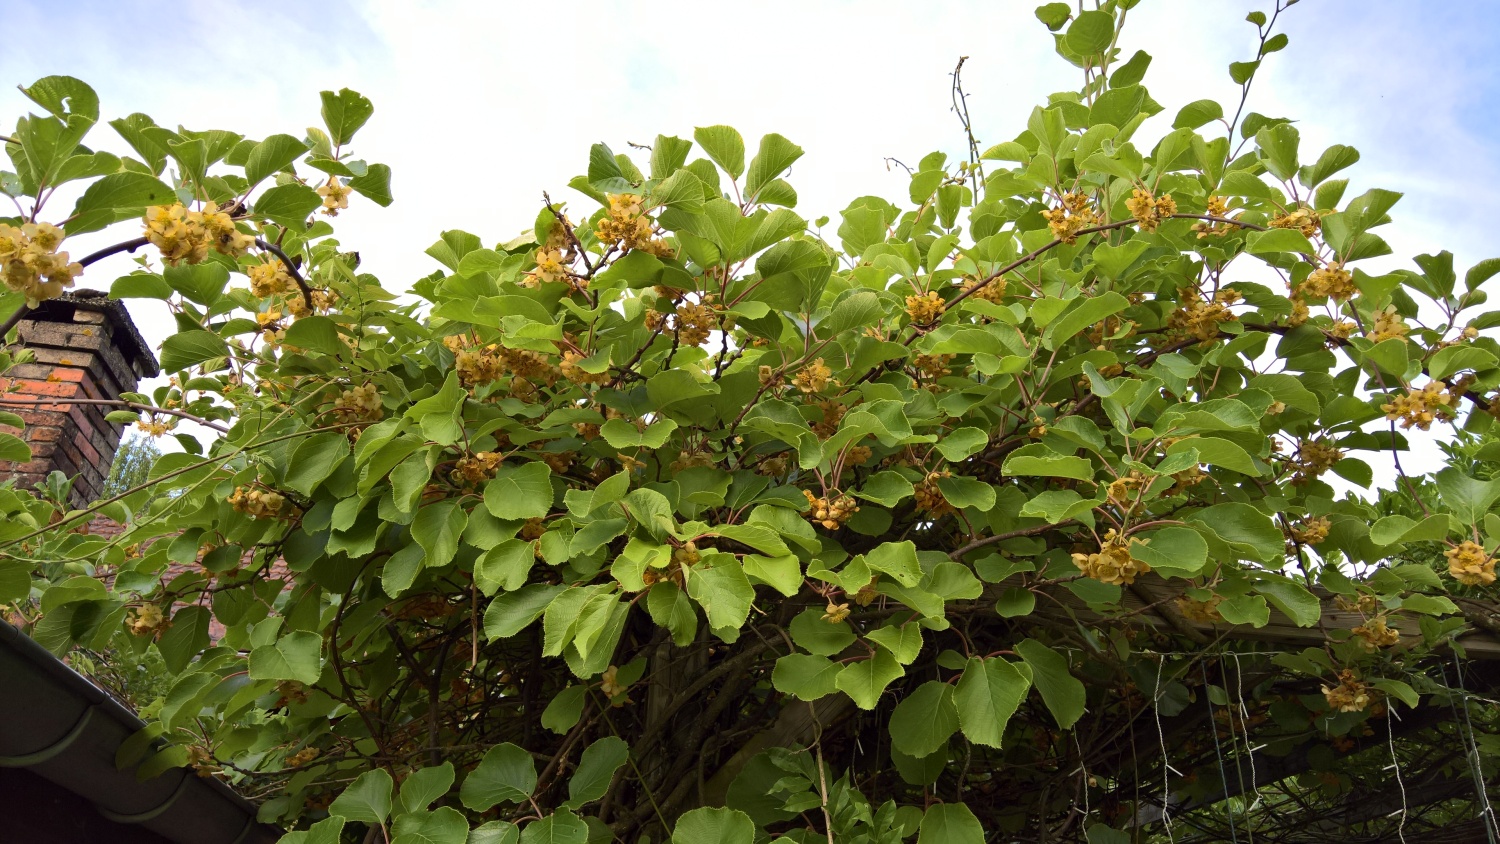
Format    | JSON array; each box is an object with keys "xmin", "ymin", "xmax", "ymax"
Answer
[{"xmin": 23, "ymin": 291, "xmax": 160, "ymax": 378}]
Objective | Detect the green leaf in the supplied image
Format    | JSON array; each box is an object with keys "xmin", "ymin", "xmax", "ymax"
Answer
[
  {"xmin": 856, "ymin": 471, "xmax": 915, "ymax": 507},
  {"xmin": 283, "ymin": 315, "xmax": 346, "ymax": 356},
  {"xmin": 1217, "ymin": 594, "xmax": 1270, "ymax": 627},
  {"xmin": 563, "ymin": 737, "xmax": 629, "ymax": 809},
  {"xmin": 672, "ymin": 807, "xmax": 755, "ymax": 844},
  {"xmin": 156, "ymin": 606, "xmax": 211, "ymax": 674},
  {"xmin": 918, "ymin": 803, "xmax": 985, "ymax": 844},
  {"xmin": 159, "ymin": 329, "xmax": 229, "ymax": 373},
  {"xmin": 111, "ymin": 272, "xmax": 174, "ymax": 300},
  {"xmin": 1429, "ymin": 345, "xmax": 1499, "ymax": 380},
  {"xmin": 255, "ymin": 183, "xmax": 322, "ymax": 228},
  {"xmin": 1130, "ymin": 526, "xmax": 1209, "ymax": 578},
  {"xmin": 281, "ymin": 817, "xmax": 347, "ymax": 844},
  {"xmin": 351, "ymin": 163, "xmax": 394, "ymax": 206},
  {"xmin": 330, "ymin": 768, "xmax": 394, "ymax": 824},
  {"xmin": 1253, "ymin": 576, "xmax": 1321, "ymax": 627},
  {"xmin": 935, "ymin": 475, "xmax": 995, "ymax": 511},
  {"xmin": 953, "ymin": 657, "xmax": 1030, "ymax": 748},
  {"xmin": 1436, "ymin": 468, "xmax": 1500, "ymax": 526},
  {"xmin": 1369, "ymin": 678, "xmax": 1419, "ymax": 709},
  {"xmin": 320, "ymin": 88, "xmax": 375, "ymax": 146},
  {"xmin": 1110, "ymin": 50, "xmax": 1152, "ymax": 87},
  {"xmin": 1370, "ymin": 514, "xmax": 1451, "ymax": 546},
  {"xmin": 835, "ymin": 647, "xmax": 903, "ymax": 709},
  {"xmin": 1188, "ymin": 503, "xmax": 1283, "ymax": 563},
  {"xmin": 745, "ymin": 133, "xmax": 803, "ymax": 202},
  {"xmin": 284, "ymin": 433, "xmax": 350, "ymax": 495},
  {"xmin": 485, "ymin": 462, "xmax": 554, "ymax": 520},
  {"xmin": 0, "ymin": 560, "xmax": 31, "ymax": 603},
  {"xmin": 400, "ymin": 763, "xmax": 455, "ymax": 814},
  {"xmin": 934, "ymin": 428, "xmax": 989, "ymax": 462},
  {"xmin": 1065, "ymin": 10, "xmax": 1114, "ymax": 55},
  {"xmin": 1018, "ymin": 490, "xmax": 1098, "ymax": 524},
  {"xmin": 469, "ymin": 823, "xmax": 520, "ymax": 844},
  {"xmin": 248, "ymin": 630, "xmax": 321, "ymax": 684},
  {"xmin": 461, "ymin": 743, "xmax": 537, "ymax": 811},
  {"xmin": 542, "ymin": 686, "xmax": 585, "ymax": 734},
  {"xmin": 772, "ymin": 653, "xmax": 842, "ymax": 701},
  {"xmin": 22, "ymin": 76, "xmax": 99, "ymax": 124},
  {"xmin": 821, "ymin": 290, "xmax": 884, "ymax": 337},
  {"xmin": 1302, "ymin": 144, "xmax": 1359, "ymax": 188},
  {"xmin": 1035, "ymin": 2, "xmax": 1071, "ymax": 30},
  {"xmin": 1015, "ymin": 639, "xmax": 1085, "ymax": 729},
  {"xmin": 1174, "ymin": 99, "xmax": 1223, "ymax": 130},
  {"xmin": 789, "ymin": 608, "xmax": 855, "ymax": 656},
  {"xmin": 480, "ymin": 587, "xmax": 564, "ymax": 641},
  {"xmin": 1002, "ymin": 448, "xmax": 1093, "ymax": 481},
  {"xmin": 163, "ymin": 261, "xmax": 228, "ymax": 306},
  {"xmin": 693, "ymin": 126, "xmax": 746, "ymax": 180},
  {"xmin": 0, "ymin": 433, "xmax": 30, "ymax": 463},
  {"xmin": 600, "ymin": 417, "xmax": 678, "ymax": 450},
  {"xmin": 67, "ymin": 172, "xmax": 176, "ymax": 235},
  {"xmin": 994, "ymin": 587, "xmax": 1036, "ymax": 618},
  {"xmin": 889, "ymin": 681, "xmax": 959, "ymax": 757},
  {"xmin": 686, "ymin": 554, "xmax": 754, "ymax": 630},
  {"xmin": 1246, "ymin": 228, "xmax": 1315, "ymax": 255},
  {"xmin": 865, "ymin": 540, "xmax": 921, "ymax": 587},
  {"xmin": 413, "ymin": 499, "xmax": 467, "ymax": 570},
  {"xmin": 244, "ymin": 133, "xmax": 308, "ymax": 185},
  {"xmin": 392, "ymin": 807, "xmax": 468, "ymax": 844}
]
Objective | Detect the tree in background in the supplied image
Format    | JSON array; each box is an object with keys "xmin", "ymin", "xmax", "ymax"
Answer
[
  {"xmin": 101, "ymin": 431, "xmax": 162, "ymax": 500},
  {"xmin": 4, "ymin": 1, "xmax": 1500, "ymax": 841}
]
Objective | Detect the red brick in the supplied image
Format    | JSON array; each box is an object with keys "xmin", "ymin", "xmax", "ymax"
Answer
[
  {"xmin": 71, "ymin": 431, "xmax": 102, "ymax": 468},
  {"xmin": 0, "ymin": 378, "xmax": 81, "ymax": 398},
  {"xmin": 27, "ymin": 426, "xmax": 63, "ymax": 444}
]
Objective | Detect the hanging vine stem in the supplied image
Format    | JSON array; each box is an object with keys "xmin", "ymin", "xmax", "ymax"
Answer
[{"xmin": 951, "ymin": 56, "xmax": 984, "ymax": 196}]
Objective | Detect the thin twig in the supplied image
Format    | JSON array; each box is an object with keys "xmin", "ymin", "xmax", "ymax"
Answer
[{"xmin": 0, "ymin": 395, "xmax": 230, "ymax": 433}]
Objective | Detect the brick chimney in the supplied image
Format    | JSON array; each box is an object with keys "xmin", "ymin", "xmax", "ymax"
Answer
[{"xmin": 0, "ymin": 291, "xmax": 159, "ymax": 508}]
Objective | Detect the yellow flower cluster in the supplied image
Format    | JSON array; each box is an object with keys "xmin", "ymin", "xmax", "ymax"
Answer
[
  {"xmin": 821, "ymin": 601, "xmax": 851, "ymax": 623},
  {"xmin": 530, "ymin": 247, "xmax": 569, "ymax": 285},
  {"xmin": 333, "ymin": 383, "xmax": 383, "ymax": 423},
  {"xmin": 1366, "ymin": 306, "xmax": 1410, "ymax": 344},
  {"xmin": 452, "ymin": 451, "xmax": 504, "ymax": 485},
  {"xmin": 793, "ymin": 358, "xmax": 835, "ymax": 394},
  {"xmin": 1299, "ymin": 262, "xmax": 1357, "ymax": 302},
  {"xmin": 1105, "ymin": 470, "xmax": 1145, "ymax": 508},
  {"xmin": 0, "ymin": 222, "xmax": 81, "ymax": 304},
  {"xmin": 127, "ymin": 603, "xmax": 169, "ymax": 637},
  {"xmin": 1352, "ymin": 616, "xmax": 1400, "ymax": 651},
  {"xmin": 136, "ymin": 418, "xmax": 173, "ymax": 437},
  {"xmin": 1290, "ymin": 516, "xmax": 1331, "ymax": 545},
  {"xmin": 1269, "ymin": 206, "xmax": 1320, "ymax": 237},
  {"xmin": 248, "ymin": 260, "xmax": 295, "ymax": 298},
  {"xmin": 811, "ymin": 399, "xmax": 846, "ymax": 439},
  {"xmin": 1191, "ymin": 195, "xmax": 1233, "ymax": 238},
  {"xmin": 228, "ymin": 486, "xmax": 288, "ymax": 519},
  {"xmin": 1288, "ymin": 438, "xmax": 1343, "ymax": 485},
  {"xmin": 1381, "ymin": 381, "xmax": 1455, "ymax": 431},
  {"xmin": 1041, "ymin": 192, "xmax": 1097, "ymax": 244},
  {"xmin": 595, "ymin": 194, "xmax": 673, "ymax": 257},
  {"xmin": 1125, "ymin": 188, "xmax": 1177, "ymax": 232},
  {"xmin": 803, "ymin": 489, "xmax": 859, "ymax": 530},
  {"xmin": 1321, "ymin": 669, "xmax": 1372, "ymax": 713},
  {"xmin": 1446, "ymin": 541, "xmax": 1496, "ymax": 586},
  {"xmin": 448, "ymin": 338, "xmax": 558, "ymax": 391},
  {"xmin": 317, "ymin": 177, "xmax": 352, "ymax": 216},
  {"xmin": 1176, "ymin": 593, "xmax": 1223, "ymax": 623},
  {"xmin": 962, "ymin": 275, "xmax": 1006, "ymax": 304},
  {"xmin": 675, "ymin": 299, "xmax": 718, "ymax": 346},
  {"xmin": 913, "ymin": 353, "xmax": 953, "ymax": 380},
  {"xmin": 905, "ymin": 290, "xmax": 944, "ymax": 325},
  {"xmin": 914, "ymin": 470, "xmax": 953, "ymax": 517},
  {"xmin": 1072, "ymin": 529, "xmax": 1151, "ymax": 586},
  {"xmin": 143, "ymin": 202, "xmax": 254, "ymax": 267},
  {"xmin": 286, "ymin": 747, "xmax": 320, "ymax": 767},
  {"xmin": 1168, "ymin": 287, "xmax": 1240, "ymax": 343},
  {"xmin": 1167, "ymin": 465, "xmax": 1207, "ymax": 496}
]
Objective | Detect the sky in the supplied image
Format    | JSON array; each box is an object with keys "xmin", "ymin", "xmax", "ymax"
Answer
[{"xmin": 3, "ymin": 0, "xmax": 1499, "ymax": 481}]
